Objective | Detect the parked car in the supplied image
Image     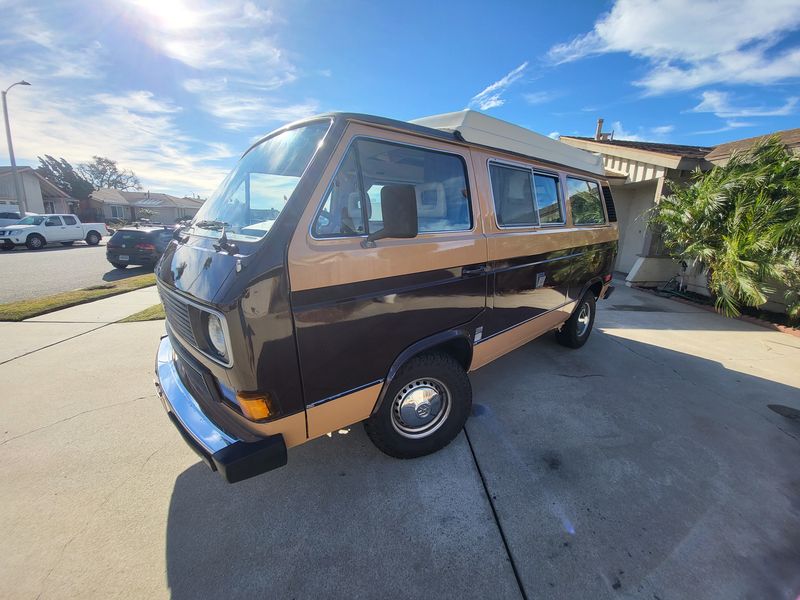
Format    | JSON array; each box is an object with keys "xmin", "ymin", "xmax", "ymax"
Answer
[
  {"xmin": 0, "ymin": 214, "xmax": 109, "ymax": 250},
  {"xmin": 154, "ymin": 110, "xmax": 618, "ymax": 483},
  {"xmin": 106, "ymin": 225, "xmax": 175, "ymax": 269},
  {"xmin": 0, "ymin": 210, "xmax": 22, "ymax": 227}
]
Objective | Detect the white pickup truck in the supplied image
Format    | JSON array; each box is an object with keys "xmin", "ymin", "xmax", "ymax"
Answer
[{"xmin": 0, "ymin": 214, "xmax": 109, "ymax": 250}]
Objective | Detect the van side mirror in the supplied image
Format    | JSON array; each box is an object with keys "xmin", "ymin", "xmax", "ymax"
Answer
[{"xmin": 364, "ymin": 184, "xmax": 418, "ymax": 245}]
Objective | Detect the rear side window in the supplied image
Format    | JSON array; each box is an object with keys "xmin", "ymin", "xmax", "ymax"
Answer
[
  {"xmin": 63, "ymin": 216, "xmax": 77, "ymax": 225},
  {"xmin": 490, "ymin": 164, "xmax": 537, "ymax": 227},
  {"xmin": 313, "ymin": 138, "xmax": 472, "ymax": 237},
  {"xmin": 567, "ymin": 177, "xmax": 605, "ymax": 225}
]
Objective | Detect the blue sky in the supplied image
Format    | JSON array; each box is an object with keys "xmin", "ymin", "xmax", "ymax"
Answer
[{"xmin": 1, "ymin": 0, "xmax": 798, "ymax": 195}]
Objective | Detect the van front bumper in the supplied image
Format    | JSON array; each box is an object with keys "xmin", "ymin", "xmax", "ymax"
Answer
[{"xmin": 154, "ymin": 335, "xmax": 287, "ymax": 483}]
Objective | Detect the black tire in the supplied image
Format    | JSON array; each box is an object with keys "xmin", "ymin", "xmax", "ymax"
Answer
[
  {"xmin": 26, "ymin": 234, "xmax": 45, "ymax": 250},
  {"xmin": 61, "ymin": 241, "xmax": 75, "ymax": 246},
  {"xmin": 111, "ymin": 262, "xmax": 128, "ymax": 269},
  {"xmin": 556, "ymin": 291, "xmax": 596, "ymax": 349},
  {"xmin": 85, "ymin": 231, "xmax": 101, "ymax": 246},
  {"xmin": 364, "ymin": 352, "xmax": 471, "ymax": 459}
]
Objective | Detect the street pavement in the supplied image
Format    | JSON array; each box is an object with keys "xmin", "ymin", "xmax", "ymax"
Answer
[
  {"xmin": 0, "ymin": 240, "xmax": 152, "ymax": 303},
  {"xmin": 0, "ymin": 284, "xmax": 798, "ymax": 599}
]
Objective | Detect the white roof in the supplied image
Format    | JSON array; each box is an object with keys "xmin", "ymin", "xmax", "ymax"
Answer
[{"xmin": 410, "ymin": 110, "xmax": 605, "ymax": 176}]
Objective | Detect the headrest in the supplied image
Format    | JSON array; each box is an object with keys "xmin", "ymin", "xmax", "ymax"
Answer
[{"xmin": 415, "ymin": 182, "xmax": 446, "ymax": 218}]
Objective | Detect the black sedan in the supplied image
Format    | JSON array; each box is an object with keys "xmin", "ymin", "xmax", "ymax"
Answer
[{"xmin": 106, "ymin": 226, "xmax": 175, "ymax": 269}]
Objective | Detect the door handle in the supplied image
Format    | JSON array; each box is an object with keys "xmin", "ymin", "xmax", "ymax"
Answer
[{"xmin": 462, "ymin": 264, "xmax": 486, "ymax": 277}]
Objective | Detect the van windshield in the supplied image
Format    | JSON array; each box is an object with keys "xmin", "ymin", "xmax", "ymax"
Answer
[
  {"xmin": 190, "ymin": 120, "xmax": 331, "ymax": 242},
  {"xmin": 18, "ymin": 216, "xmax": 45, "ymax": 226}
]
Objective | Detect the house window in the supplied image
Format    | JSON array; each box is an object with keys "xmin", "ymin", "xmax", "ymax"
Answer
[
  {"xmin": 566, "ymin": 177, "xmax": 606, "ymax": 225},
  {"xmin": 111, "ymin": 205, "xmax": 125, "ymax": 219},
  {"xmin": 44, "ymin": 201, "xmax": 55, "ymax": 213}
]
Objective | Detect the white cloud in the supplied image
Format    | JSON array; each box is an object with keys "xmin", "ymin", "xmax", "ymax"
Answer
[
  {"xmin": 196, "ymin": 92, "xmax": 320, "ymax": 131},
  {"xmin": 547, "ymin": 0, "xmax": 800, "ymax": 93},
  {"xmin": 610, "ymin": 121, "xmax": 675, "ymax": 142},
  {"xmin": 120, "ymin": 0, "xmax": 315, "ymax": 129},
  {"xmin": 468, "ymin": 62, "xmax": 528, "ymax": 110},
  {"xmin": 93, "ymin": 91, "xmax": 182, "ymax": 114},
  {"xmin": 0, "ymin": 80, "xmax": 233, "ymax": 195},
  {"xmin": 691, "ymin": 90, "xmax": 798, "ymax": 118},
  {"xmin": 692, "ymin": 120, "xmax": 755, "ymax": 135},
  {"xmin": 0, "ymin": 3, "xmax": 105, "ymax": 79},
  {"xmin": 523, "ymin": 91, "xmax": 558, "ymax": 105}
]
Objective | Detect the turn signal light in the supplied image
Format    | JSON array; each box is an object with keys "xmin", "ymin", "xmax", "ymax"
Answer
[{"xmin": 236, "ymin": 391, "xmax": 273, "ymax": 421}]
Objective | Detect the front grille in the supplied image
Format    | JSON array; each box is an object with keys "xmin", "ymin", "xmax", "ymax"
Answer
[{"xmin": 158, "ymin": 283, "xmax": 198, "ymax": 347}]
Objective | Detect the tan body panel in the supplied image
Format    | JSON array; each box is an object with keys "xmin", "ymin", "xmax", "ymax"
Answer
[{"xmin": 470, "ymin": 304, "xmax": 575, "ymax": 371}]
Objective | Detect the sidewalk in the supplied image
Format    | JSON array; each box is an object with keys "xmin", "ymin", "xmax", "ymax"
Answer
[
  {"xmin": 26, "ymin": 286, "xmax": 161, "ymax": 323},
  {"xmin": 0, "ymin": 286, "xmax": 162, "ymax": 364}
]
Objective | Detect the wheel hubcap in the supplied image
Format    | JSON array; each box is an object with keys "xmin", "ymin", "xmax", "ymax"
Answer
[
  {"xmin": 576, "ymin": 302, "xmax": 591, "ymax": 337},
  {"xmin": 391, "ymin": 377, "xmax": 451, "ymax": 439}
]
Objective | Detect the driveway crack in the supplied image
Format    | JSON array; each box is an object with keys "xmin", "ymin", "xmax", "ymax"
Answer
[
  {"xmin": 0, "ymin": 395, "xmax": 154, "ymax": 447},
  {"xmin": 463, "ymin": 426, "xmax": 528, "ymax": 600}
]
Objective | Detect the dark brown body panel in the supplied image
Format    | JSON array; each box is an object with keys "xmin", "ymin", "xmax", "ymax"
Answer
[{"xmin": 292, "ymin": 267, "xmax": 487, "ymax": 405}]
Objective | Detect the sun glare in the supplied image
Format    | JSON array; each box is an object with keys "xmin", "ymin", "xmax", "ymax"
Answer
[{"xmin": 130, "ymin": 0, "xmax": 200, "ymax": 30}]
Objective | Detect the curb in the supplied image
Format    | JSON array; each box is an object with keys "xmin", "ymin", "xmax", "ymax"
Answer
[{"xmin": 634, "ymin": 287, "xmax": 800, "ymax": 339}]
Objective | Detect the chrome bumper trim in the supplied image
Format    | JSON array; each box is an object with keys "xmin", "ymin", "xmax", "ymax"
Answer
[{"xmin": 156, "ymin": 335, "xmax": 236, "ymax": 454}]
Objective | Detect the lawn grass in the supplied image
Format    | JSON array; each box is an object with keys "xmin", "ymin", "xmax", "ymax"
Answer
[
  {"xmin": 119, "ymin": 303, "xmax": 165, "ymax": 322},
  {"xmin": 0, "ymin": 273, "xmax": 157, "ymax": 322}
]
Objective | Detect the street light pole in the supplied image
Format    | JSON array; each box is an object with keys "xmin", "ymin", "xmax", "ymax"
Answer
[{"xmin": 2, "ymin": 80, "xmax": 31, "ymax": 215}]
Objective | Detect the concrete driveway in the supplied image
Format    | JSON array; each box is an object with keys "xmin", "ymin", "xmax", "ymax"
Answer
[{"xmin": 0, "ymin": 284, "xmax": 798, "ymax": 599}]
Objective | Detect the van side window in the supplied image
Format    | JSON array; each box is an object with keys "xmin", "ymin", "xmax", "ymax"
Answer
[
  {"xmin": 489, "ymin": 163, "xmax": 537, "ymax": 227},
  {"xmin": 63, "ymin": 216, "xmax": 77, "ymax": 225},
  {"xmin": 314, "ymin": 149, "xmax": 366, "ymax": 237},
  {"xmin": 567, "ymin": 177, "xmax": 605, "ymax": 225},
  {"xmin": 533, "ymin": 173, "xmax": 563, "ymax": 224},
  {"xmin": 313, "ymin": 139, "xmax": 472, "ymax": 237}
]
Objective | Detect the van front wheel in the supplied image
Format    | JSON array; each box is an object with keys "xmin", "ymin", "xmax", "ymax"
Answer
[
  {"xmin": 364, "ymin": 353, "xmax": 471, "ymax": 459},
  {"xmin": 556, "ymin": 292, "xmax": 596, "ymax": 349}
]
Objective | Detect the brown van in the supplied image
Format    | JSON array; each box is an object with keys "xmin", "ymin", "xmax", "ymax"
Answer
[{"xmin": 154, "ymin": 110, "xmax": 617, "ymax": 483}]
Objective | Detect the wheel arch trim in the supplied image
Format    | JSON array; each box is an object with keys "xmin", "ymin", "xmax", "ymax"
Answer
[{"xmin": 370, "ymin": 328, "xmax": 473, "ymax": 415}]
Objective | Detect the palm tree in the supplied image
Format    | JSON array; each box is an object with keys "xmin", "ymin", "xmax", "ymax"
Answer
[{"xmin": 650, "ymin": 136, "xmax": 800, "ymax": 321}]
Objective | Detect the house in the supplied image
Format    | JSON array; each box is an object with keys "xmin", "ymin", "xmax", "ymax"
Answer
[
  {"xmin": 704, "ymin": 128, "xmax": 800, "ymax": 165},
  {"xmin": 560, "ymin": 129, "xmax": 712, "ymax": 284},
  {"xmin": 87, "ymin": 189, "xmax": 204, "ymax": 223},
  {"xmin": 0, "ymin": 166, "xmax": 79, "ymax": 214},
  {"xmin": 561, "ymin": 124, "xmax": 800, "ymax": 314}
]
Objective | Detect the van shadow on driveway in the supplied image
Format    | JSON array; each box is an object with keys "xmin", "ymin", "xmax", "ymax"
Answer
[{"xmin": 165, "ymin": 330, "xmax": 800, "ymax": 600}]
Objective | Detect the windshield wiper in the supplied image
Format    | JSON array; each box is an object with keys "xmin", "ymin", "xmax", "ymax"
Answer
[{"xmin": 193, "ymin": 219, "xmax": 229, "ymax": 231}]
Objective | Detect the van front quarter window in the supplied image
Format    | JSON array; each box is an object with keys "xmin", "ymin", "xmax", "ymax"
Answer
[{"xmin": 190, "ymin": 120, "xmax": 331, "ymax": 242}]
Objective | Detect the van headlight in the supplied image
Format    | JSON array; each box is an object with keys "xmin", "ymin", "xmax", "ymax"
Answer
[{"xmin": 207, "ymin": 313, "xmax": 228, "ymax": 360}]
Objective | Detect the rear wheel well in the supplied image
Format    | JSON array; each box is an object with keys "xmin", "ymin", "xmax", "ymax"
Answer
[
  {"xmin": 588, "ymin": 280, "xmax": 603, "ymax": 300},
  {"xmin": 417, "ymin": 337, "xmax": 472, "ymax": 372}
]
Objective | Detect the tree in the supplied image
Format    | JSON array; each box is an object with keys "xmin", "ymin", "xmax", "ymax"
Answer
[
  {"xmin": 650, "ymin": 136, "xmax": 800, "ymax": 321},
  {"xmin": 36, "ymin": 155, "xmax": 94, "ymax": 200},
  {"xmin": 78, "ymin": 156, "xmax": 141, "ymax": 191}
]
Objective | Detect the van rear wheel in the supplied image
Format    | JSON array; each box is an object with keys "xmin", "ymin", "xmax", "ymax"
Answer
[
  {"xmin": 556, "ymin": 291, "xmax": 596, "ymax": 349},
  {"xmin": 364, "ymin": 352, "xmax": 471, "ymax": 459}
]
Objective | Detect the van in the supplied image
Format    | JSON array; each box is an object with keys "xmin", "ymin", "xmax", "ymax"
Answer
[{"xmin": 154, "ymin": 110, "xmax": 617, "ymax": 483}]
